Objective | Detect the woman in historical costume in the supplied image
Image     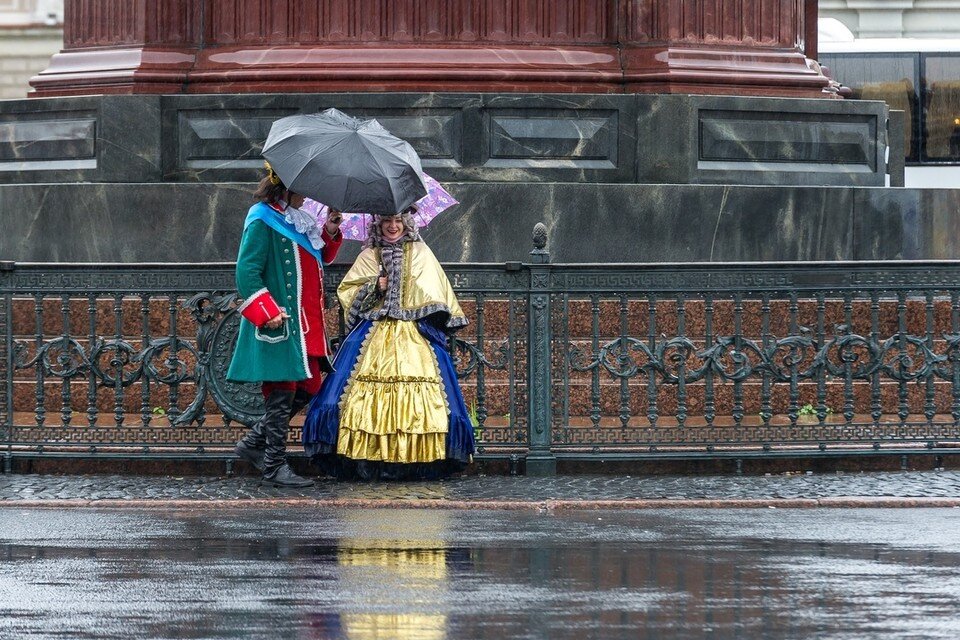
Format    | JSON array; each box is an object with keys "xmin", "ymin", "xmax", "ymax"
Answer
[
  {"xmin": 227, "ymin": 162, "xmax": 343, "ymax": 488},
  {"xmin": 302, "ymin": 210, "xmax": 475, "ymax": 480}
]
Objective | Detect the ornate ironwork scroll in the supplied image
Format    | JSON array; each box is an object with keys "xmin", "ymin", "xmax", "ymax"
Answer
[{"xmin": 174, "ymin": 292, "xmax": 264, "ymax": 428}]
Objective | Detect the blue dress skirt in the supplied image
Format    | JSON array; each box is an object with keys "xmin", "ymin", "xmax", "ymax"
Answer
[{"xmin": 302, "ymin": 318, "xmax": 475, "ymax": 480}]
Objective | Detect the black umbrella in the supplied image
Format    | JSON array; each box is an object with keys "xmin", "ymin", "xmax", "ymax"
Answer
[{"xmin": 261, "ymin": 108, "xmax": 427, "ymax": 215}]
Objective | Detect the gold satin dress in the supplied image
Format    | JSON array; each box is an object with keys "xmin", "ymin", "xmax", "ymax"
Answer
[{"xmin": 336, "ymin": 242, "xmax": 467, "ymax": 464}]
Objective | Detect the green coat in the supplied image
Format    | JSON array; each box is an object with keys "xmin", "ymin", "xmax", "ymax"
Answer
[{"xmin": 226, "ymin": 208, "xmax": 337, "ymax": 383}]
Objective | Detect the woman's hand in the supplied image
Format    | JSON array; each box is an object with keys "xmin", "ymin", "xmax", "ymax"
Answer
[
  {"xmin": 325, "ymin": 208, "xmax": 343, "ymax": 236},
  {"xmin": 263, "ymin": 310, "xmax": 290, "ymax": 330}
]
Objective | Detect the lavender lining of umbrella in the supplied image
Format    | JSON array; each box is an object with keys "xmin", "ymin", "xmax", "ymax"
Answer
[{"xmin": 303, "ymin": 173, "xmax": 457, "ymax": 242}]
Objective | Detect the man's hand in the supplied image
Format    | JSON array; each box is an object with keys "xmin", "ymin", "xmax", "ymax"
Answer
[
  {"xmin": 325, "ymin": 208, "xmax": 343, "ymax": 236},
  {"xmin": 263, "ymin": 310, "xmax": 290, "ymax": 330},
  {"xmin": 378, "ymin": 275, "xmax": 388, "ymax": 292}
]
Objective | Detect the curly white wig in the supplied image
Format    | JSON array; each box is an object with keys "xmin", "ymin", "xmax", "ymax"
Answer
[{"xmin": 364, "ymin": 207, "xmax": 421, "ymax": 247}]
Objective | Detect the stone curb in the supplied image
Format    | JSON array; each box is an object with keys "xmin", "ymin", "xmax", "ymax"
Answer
[{"xmin": 2, "ymin": 497, "xmax": 960, "ymax": 509}]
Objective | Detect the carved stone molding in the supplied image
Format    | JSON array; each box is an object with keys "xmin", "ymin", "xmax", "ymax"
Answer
[{"xmin": 31, "ymin": 0, "xmax": 830, "ymax": 97}]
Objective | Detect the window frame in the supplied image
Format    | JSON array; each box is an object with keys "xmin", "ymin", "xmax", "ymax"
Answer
[
  {"xmin": 819, "ymin": 51, "xmax": 922, "ymax": 165},
  {"xmin": 920, "ymin": 51, "xmax": 960, "ymax": 164}
]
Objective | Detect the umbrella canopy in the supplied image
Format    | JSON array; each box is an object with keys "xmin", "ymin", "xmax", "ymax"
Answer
[
  {"xmin": 304, "ymin": 173, "xmax": 458, "ymax": 242},
  {"xmin": 261, "ymin": 108, "xmax": 428, "ymax": 215}
]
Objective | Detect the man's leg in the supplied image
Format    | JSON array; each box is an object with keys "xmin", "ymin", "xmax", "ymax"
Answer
[
  {"xmin": 235, "ymin": 380, "xmax": 294, "ymax": 472},
  {"xmin": 234, "ymin": 422, "xmax": 267, "ymax": 473},
  {"xmin": 290, "ymin": 358, "xmax": 323, "ymax": 422},
  {"xmin": 235, "ymin": 381, "xmax": 313, "ymax": 473},
  {"xmin": 235, "ymin": 358, "xmax": 322, "ymax": 473},
  {"xmin": 262, "ymin": 386, "xmax": 314, "ymax": 488}
]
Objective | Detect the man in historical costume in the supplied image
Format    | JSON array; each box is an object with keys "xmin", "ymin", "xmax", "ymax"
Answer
[{"xmin": 227, "ymin": 163, "xmax": 343, "ymax": 488}]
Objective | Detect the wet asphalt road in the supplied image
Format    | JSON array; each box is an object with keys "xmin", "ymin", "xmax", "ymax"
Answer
[{"xmin": 1, "ymin": 508, "xmax": 959, "ymax": 640}]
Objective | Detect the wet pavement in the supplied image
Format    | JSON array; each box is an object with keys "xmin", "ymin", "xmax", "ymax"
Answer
[
  {"xmin": 3, "ymin": 470, "xmax": 960, "ymax": 506},
  {"xmin": 1, "ymin": 507, "xmax": 959, "ymax": 639}
]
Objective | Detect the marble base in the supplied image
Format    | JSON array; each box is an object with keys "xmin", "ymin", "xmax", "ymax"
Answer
[
  {"xmin": 0, "ymin": 91, "xmax": 929, "ymax": 265},
  {"xmin": 0, "ymin": 92, "xmax": 890, "ymax": 188},
  {"xmin": 2, "ymin": 182, "xmax": 958, "ymax": 263}
]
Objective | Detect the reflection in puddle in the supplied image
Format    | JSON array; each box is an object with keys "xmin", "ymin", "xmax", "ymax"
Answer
[
  {"xmin": 331, "ymin": 510, "xmax": 451, "ymax": 640},
  {"xmin": 341, "ymin": 612, "xmax": 445, "ymax": 640},
  {"xmin": 3, "ymin": 509, "xmax": 960, "ymax": 639}
]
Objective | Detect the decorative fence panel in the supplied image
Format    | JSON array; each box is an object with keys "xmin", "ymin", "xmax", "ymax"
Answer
[
  {"xmin": 0, "ymin": 261, "xmax": 527, "ymax": 471},
  {"xmin": 3, "ymin": 233, "xmax": 960, "ymax": 474},
  {"xmin": 547, "ymin": 262, "xmax": 960, "ymax": 465}
]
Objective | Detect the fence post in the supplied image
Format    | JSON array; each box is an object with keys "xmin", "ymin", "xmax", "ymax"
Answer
[
  {"xmin": 526, "ymin": 223, "xmax": 556, "ymax": 476},
  {"xmin": 0, "ymin": 261, "xmax": 13, "ymax": 471}
]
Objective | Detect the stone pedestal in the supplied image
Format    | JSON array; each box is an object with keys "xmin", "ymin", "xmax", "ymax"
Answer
[
  {"xmin": 0, "ymin": 91, "xmax": 947, "ymax": 266},
  {"xmin": 3, "ymin": 3, "xmax": 949, "ymax": 265},
  {"xmin": 0, "ymin": 92, "xmax": 887, "ymax": 186},
  {"xmin": 30, "ymin": 0, "xmax": 830, "ymax": 98}
]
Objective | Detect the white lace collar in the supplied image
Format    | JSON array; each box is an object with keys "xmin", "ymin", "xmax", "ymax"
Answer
[{"xmin": 277, "ymin": 200, "xmax": 325, "ymax": 251}]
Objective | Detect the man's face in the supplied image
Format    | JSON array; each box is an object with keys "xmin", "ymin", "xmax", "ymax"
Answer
[{"xmin": 287, "ymin": 192, "xmax": 306, "ymax": 208}]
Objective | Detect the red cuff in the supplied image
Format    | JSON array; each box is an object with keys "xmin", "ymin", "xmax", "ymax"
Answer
[
  {"xmin": 321, "ymin": 227, "xmax": 343, "ymax": 263},
  {"xmin": 237, "ymin": 288, "xmax": 282, "ymax": 327}
]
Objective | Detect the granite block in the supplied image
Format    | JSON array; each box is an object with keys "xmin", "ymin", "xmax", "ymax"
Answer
[
  {"xmin": 0, "ymin": 117, "xmax": 95, "ymax": 164},
  {"xmin": 0, "ymin": 95, "xmax": 163, "ymax": 183},
  {"xmin": 636, "ymin": 94, "xmax": 889, "ymax": 187},
  {"xmin": 0, "ymin": 97, "xmax": 98, "ymax": 180},
  {"xmin": 97, "ymin": 96, "xmax": 163, "ymax": 182},
  {"xmin": 2, "ymin": 181, "xmax": 959, "ymax": 263},
  {"xmin": 174, "ymin": 107, "xmax": 298, "ymax": 174},
  {"xmin": 485, "ymin": 109, "xmax": 619, "ymax": 169},
  {"xmin": 0, "ymin": 183, "xmax": 251, "ymax": 262},
  {"xmin": 432, "ymin": 182, "xmax": 856, "ymax": 263},
  {"xmin": 0, "ymin": 92, "xmax": 891, "ymax": 186}
]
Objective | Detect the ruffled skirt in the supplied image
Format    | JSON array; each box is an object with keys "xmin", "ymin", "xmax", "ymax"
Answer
[{"xmin": 303, "ymin": 318, "xmax": 474, "ymax": 480}]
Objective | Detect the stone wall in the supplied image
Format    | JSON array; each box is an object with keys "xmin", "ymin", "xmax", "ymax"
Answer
[
  {"xmin": 821, "ymin": 0, "xmax": 960, "ymax": 39},
  {"xmin": 4, "ymin": 180, "xmax": 960, "ymax": 264},
  {"xmin": 0, "ymin": 93, "xmax": 890, "ymax": 187},
  {"xmin": 0, "ymin": 91, "xmax": 909, "ymax": 264}
]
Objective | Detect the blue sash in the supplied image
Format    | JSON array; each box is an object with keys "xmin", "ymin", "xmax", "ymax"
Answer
[{"xmin": 243, "ymin": 202, "xmax": 326, "ymax": 265}]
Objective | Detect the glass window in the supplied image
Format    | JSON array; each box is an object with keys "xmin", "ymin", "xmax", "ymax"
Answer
[
  {"xmin": 819, "ymin": 53, "xmax": 919, "ymax": 162},
  {"xmin": 922, "ymin": 54, "xmax": 960, "ymax": 162}
]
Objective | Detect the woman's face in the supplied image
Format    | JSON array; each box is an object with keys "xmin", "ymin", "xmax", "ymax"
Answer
[{"xmin": 380, "ymin": 215, "xmax": 404, "ymax": 242}]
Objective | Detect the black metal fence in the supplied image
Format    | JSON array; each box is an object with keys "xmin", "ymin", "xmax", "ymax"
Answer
[{"xmin": 4, "ymin": 227, "xmax": 960, "ymax": 475}]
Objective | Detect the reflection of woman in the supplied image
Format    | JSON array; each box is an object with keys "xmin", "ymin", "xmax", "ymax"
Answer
[
  {"xmin": 307, "ymin": 510, "xmax": 459, "ymax": 640},
  {"xmin": 337, "ymin": 543, "xmax": 448, "ymax": 640},
  {"xmin": 302, "ymin": 210, "xmax": 474, "ymax": 480}
]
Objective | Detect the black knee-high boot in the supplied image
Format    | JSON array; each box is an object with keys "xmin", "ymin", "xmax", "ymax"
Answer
[
  {"xmin": 261, "ymin": 390, "xmax": 314, "ymax": 488},
  {"xmin": 235, "ymin": 389, "xmax": 313, "ymax": 472},
  {"xmin": 235, "ymin": 418, "xmax": 266, "ymax": 471}
]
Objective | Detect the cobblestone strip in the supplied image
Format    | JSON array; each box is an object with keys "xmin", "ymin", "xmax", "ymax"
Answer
[
  {"xmin": 4, "ymin": 472, "xmax": 960, "ymax": 504},
  {"xmin": 4, "ymin": 497, "xmax": 960, "ymax": 510},
  {"xmin": 0, "ymin": 289, "xmax": 9, "ymax": 454}
]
